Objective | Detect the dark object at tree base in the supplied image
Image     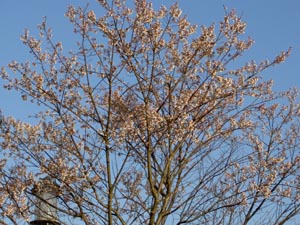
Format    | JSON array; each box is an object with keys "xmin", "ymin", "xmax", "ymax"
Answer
[{"xmin": 29, "ymin": 220, "xmax": 60, "ymax": 225}]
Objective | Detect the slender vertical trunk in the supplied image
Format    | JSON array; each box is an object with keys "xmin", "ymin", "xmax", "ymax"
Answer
[
  {"xmin": 106, "ymin": 142, "xmax": 113, "ymax": 225},
  {"xmin": 105, "ymin": 74, "xmax": 113, "ymax": 225}
]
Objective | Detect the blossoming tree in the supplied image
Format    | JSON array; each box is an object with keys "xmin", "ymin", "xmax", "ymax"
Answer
[{"xmin": 0, "ymin": 0, "xmax": 299, "ymax": 224}]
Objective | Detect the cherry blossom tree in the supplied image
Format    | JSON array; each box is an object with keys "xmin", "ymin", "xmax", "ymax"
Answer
[{"xmin": 0, "ymin": 0, "xmax": 299, "ymax": 224}]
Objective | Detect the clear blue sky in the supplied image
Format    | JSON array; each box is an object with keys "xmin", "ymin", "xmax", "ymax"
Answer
[{"xmin": 0, "ymin": 0, "xmax": 300, "ymax": 120}]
